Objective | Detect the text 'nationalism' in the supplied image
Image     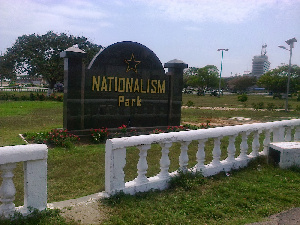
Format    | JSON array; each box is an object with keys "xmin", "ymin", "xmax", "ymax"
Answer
[{"xmin": 92, "ymin": 76, "xmax": 166, "ymax": 107}]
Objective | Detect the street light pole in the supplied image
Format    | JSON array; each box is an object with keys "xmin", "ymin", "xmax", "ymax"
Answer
[
  {"xmin": 217, "ymin": 49, "xmax": 228, "ymax": 97},
  {"xmin": 278, "ymin": 37, "xmax": 297, "ymax": 112}
]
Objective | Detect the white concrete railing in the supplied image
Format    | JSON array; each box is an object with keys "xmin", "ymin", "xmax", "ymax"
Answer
[
  {"xmin": 105, "ymin": 119, "xmax": 300, "ymax": 195},
  {"xmin": 0, "ymin": 144, "xmax": 47, "ymax": 218}
]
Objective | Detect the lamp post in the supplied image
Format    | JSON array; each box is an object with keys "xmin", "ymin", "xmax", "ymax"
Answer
[
  {"xmin": 217, "ymin": 49, "xmax": 229, "ymax": 97},
  {"xmin": 278, "ymin": 37, "xmax": 297, "ymax": 112}
]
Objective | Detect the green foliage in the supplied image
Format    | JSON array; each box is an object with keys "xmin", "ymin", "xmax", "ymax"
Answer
[
  {"xmin": 91, "ymin": 128, "xmax": 109, "ymax": 143},
  {"xmin": 252, "ymin": 102, "xmax": 264, "ymax": 110},
  {"xmin": 185, "ymin": 65, "xmax": 220, "ymax": 89},
  {"xmin": 102, "ymin": 156, "xmax": 300, "ymax": 225},
  {"xmin": 0, "ymin": 31, "xmax": 102, "ymax": 89},
  {"xmin": 118, "ymin": 124, "xmax": 128, "ymax": 134},
  {"xmin": 295, "ymin": 105, "xmax": 300, "ymax": 111},
  {"xmin": 166, "ymin": 126, "xmax": 185, "ymax": 132},
  {"xmin": 238, "ymin": 93, "xmax": 248, "ymax": 102},
  {"xmin": 228, "ymin": 76, "xmax": 256, "ymax": 93},
  {"xmin": 0, "ymin": 92, "xmax": 63, "ymax": 102},
  {"xmin": 168, "ymin": 170, "xmax": 206, "ymax": 191},
  {"xmin": 24, "ymin": 129, "xmax": 80, "ymax": 148},
  {"xmin": 186, "ymin": 100, "xmax": 194, "ymax": 107},
  {"xmin": 266, "ymin": 103, "xmax": 276, "ymax": 111},
  {"xmin": 0, "ymin": 208, "xmax": 72, "ymax": 225},
  {"xmin": 257, "ymin": 65, "xmax": 300, "ymax": 94}
]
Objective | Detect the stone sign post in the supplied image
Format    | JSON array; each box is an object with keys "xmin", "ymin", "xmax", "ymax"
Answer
[{"xmin": 61, "ymin": 41, "xmax": 187, "ymax": 132}]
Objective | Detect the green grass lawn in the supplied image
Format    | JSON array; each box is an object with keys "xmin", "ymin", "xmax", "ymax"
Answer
[{"xmin": 0, "ymin": 94, "xmax": 300, "ymax": 224}]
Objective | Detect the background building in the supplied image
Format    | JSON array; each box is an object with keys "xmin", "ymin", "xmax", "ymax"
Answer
[{"xmin": 252, "ymin": 44, "xmax": 270, "ymax": 77}]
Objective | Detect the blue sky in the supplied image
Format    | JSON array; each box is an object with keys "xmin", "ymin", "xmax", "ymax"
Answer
[{"xmin": 1, "ymin": 0, "xmax": 300, "ymax": 77}]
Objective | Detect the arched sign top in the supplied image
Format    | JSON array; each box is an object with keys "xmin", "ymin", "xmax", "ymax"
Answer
[{"xmin": 88, "ymin": 41, "xmax": 164, "ymax": 74}]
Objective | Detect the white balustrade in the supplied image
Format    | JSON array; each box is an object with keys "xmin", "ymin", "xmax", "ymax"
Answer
[
  {"xmin": 285, "ymin": 127, "xmax": 292, "ymax": 142},
  {"xmin": 263, "ymin": 130, "xmax": 271, "ymax": 155},
  {"xmin": 226, "ymin": 135, "xmax": 237, "ymax": 163},
  {"xmin": 135, "ymin": 145, "xmax": 151, "ymax": 184},
  {"xmin": 105, "ymin": 119, "xmax": 300, "ymax": 196},
  {"xmin": 251, "ymin": 130, "xmax": 260, "ymax": 157},
  {"xmin": 179, "ymin": 141, "xmax": 190, "ymax": 172},
  {"xmin": 158, "ymin": 142, "xmax": 172, "ymax": 179},
  {"xmin": 0, "ymin": 163, "xmax": 16, "ymax": 218},
  {"xmin": 295, "ymin": 127, "xmax": 300, "ymax": 141},
  {"xmin": 239, "ymin": 131, "xmax": 249, "ymax": 159},
  {"xmin": 212, "ymin": 137, "xmax": 222, "ymax": 166},
  {"xmin": 196, "ymin": 139, "xmax": 207, "ymax": 171},
  {"xmin": 0, "ymin": 144, "xmax": 48, "ymax": 217}
]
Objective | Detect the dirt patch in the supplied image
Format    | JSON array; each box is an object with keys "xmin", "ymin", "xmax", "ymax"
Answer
[{"xmin": 60, "ymin": 201, "xmax": 111, "ymax": 225}]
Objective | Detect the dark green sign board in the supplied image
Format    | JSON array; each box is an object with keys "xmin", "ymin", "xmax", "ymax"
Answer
[{"xmin": 61, "ymin": 41, "xmax": 187, "ymax": 131}]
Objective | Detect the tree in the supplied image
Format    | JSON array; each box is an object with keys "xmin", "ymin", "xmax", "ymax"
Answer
[
  {"xmin": 257, "ymin": 65, "xmax": 300, "ymax": 94},
  {"xmin": 183, "ymin": 67, "xmax": 198, "ymax": 88},
  {"xmin": 227, "ymin": 76, "xmax": 256, "ymax": 93},
  {"xmin": 0, "ymin": 31, "xmax": 102, "ymax": 94},
  {"xmin": 186, "ymin": 65, "xmax": 219, "ymax": 90}
]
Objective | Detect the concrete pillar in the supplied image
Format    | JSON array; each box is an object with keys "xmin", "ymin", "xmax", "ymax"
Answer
[
  {"xmin": 164, "ymin": 59, "xmax": 188, "ymax": 126},
  {"xmin": 60, "ymin": 46, "xmax": 87, "ymax": 130}
]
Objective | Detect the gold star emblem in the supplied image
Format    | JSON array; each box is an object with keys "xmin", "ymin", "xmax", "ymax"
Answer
[{"xmin": 125, "ymin": 53, "xmax": 141, "ymax": 73}]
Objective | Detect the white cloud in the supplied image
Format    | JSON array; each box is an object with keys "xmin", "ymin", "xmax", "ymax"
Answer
[
  {"xmin": 138, "ymin": 0, "xmax": 300, "ymax": 24},
  {"xmin": 0, "ymin": 0, "xmax": 112, "ymax": 36}
]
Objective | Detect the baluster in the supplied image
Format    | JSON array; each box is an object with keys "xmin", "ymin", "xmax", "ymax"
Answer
[
  {"xmin": 0, "ymin": 163, "xmax": 17, "ymax": 218},
  {"xmin": 196, "ymin": 139, "xmax": 207, "ymax": 171},
  {"xmin": 226, "ymin": 135, "xmax": 237, "ymax": 162},
  {"xmin": 111, "ymin": 147, "xmax": 126, "ymax": 191},
  {"xmin": 294, "ymin": 126, "xmax": 300, "ymax": 141},
  {"xmin": 285, "ymin": 127, "xmax": 292, "ymax": 142},
  {"xmin": 239, "ymin": 131, "xmax": 249, "ymax": 159},
  {"xmin": 263, "ymin": 129, "xmax": 271, "ymax": 155},
  {"xmin": 135, "ymin": 144, "xmax": 151, "ymax": 184},
  {"xmin": 179, "ymin": 141, "xmax": 191, "ymax": 172},
  {"xmin": 158, "ymin": 142, "xmax": 172, "ymax": 179},
  {"xmin": 273, "ymin": 127, "xmax": 285, "ymax": 142},
  {"xmin": 251, "ymin": 130, "xmax": 260, "ymax": 157},
  {"xmin": 212, "ymin": 137, "xmax": 222, "ymax": 166}
]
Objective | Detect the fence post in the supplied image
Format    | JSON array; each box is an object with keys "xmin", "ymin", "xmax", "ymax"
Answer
[{"xmin": 23, "ymin": 159, "xmax": 47, "ymax": 212}]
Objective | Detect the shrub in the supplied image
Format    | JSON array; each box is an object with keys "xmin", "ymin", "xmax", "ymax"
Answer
[
  {"xmin": 24, "ymin": 129, "xmax": 80, "ymax": 148},
  {"xmin": 252, "ymin": 102, "xmax": 264, "ymax": 110},
  {"xmin": 186, "ymin": 100, "xmax": 194, "ymax": 107},
  {"xmin": 150, "ymin": 129, "xmax": 163, "ymax": 134},
  {"xmin": 91, "ymin": 128, "xmax": 109, "ymax": 143},
  {"xmin": 166, "ymin": 126, "xmax": 185, "ymax": 132},
  {"xmin": 295, "ymin": 105, "xmax": 300, "ymax": 111},
  {"xmin": 183, "ymin": 124, "xmax": 199, "ymax": 130},
  {"xmin": 118, "ymin": 124, "xmax": 128, "ymax": 134},
  {"xmin": 266, "ymin": 103, "xmax": 276, "ymax": 111},
  {"xmin": 29, "ymin": 92, "xmax": 36, "ymax": 101},
  {"xmin": 37, "ymin": 93, "xmax": 46, "ymax": 101},
  {"xmin": 237, "ymin": 93, "xmax": 248, "ymax": 102}
]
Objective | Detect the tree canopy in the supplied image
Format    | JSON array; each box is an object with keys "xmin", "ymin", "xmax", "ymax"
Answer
[
  {"xmin": 257, "ymin": 65, "xmax": 300, "ymax": 94},
  {"xmin": 185, "ymin": 65, "xmax": 219, "ymax": 90},
  {"xmin": 227, "ymin": 76, "xmax": 256, "ymax": 93},
  {"xmin": 0, "ymin": 31, "xmax": 102, "ymax": 91}
]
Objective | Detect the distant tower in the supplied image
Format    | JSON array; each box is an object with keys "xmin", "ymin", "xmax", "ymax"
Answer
[{"xmin": 252, "ymin": 44, "xmax": 270, "ymax": 77}]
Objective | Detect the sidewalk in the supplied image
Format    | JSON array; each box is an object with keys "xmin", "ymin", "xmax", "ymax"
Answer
[{"xmin": 247, "ymin": 207, "xmax": 300, "ymax": 225}]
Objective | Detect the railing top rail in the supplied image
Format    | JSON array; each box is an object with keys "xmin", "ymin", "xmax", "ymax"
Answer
[
  {"xmin": 107, "ymin": 119, "xmax": 300, "ymax": 149},
  {"xmin": 0, "ymin": 144, "xmax": 47, "ymax": 165}
]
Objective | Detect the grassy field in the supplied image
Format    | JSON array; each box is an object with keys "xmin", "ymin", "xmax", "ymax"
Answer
[{"xmin": 0, "ymin": 93, "xmax": 299, "ymax": 224}]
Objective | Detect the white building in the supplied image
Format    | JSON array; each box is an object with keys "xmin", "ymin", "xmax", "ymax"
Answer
[{"xmin": 252, "ymin": 44, "xmax": 270, "ymax": 77}]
